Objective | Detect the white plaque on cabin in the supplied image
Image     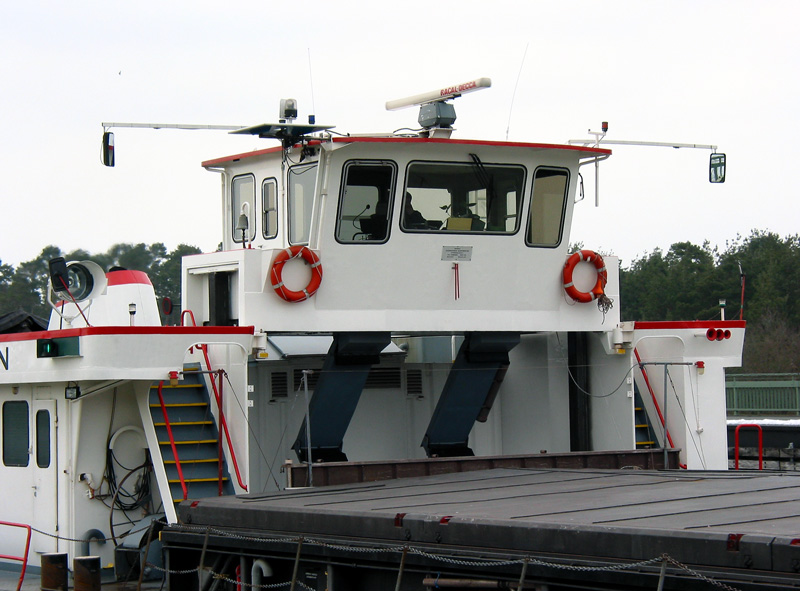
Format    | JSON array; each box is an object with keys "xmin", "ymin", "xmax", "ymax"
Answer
[{"xmin": 441, "ymin": 246, "xmax": 473, "ymax": 262}]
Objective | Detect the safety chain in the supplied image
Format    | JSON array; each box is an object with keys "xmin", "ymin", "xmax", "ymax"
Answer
[
  {"xmin": 28, "ymin": 525, "xmax": 136, "ymax": 544},
  {"xmin": 26, "ymin": 522, "xmax": 743, "ymax": 590},
  {"xmin": 149, "ymin": 526, "xmax": 744, "ymax": 590},
  {"xmin": 661, "ymin": 554, "xmax": 743, "ymax": 591}
]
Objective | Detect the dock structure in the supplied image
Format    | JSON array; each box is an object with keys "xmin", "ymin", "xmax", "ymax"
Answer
[{"xmin": 164, "ymin": 467, "xmax": 800, "ymax": 590}]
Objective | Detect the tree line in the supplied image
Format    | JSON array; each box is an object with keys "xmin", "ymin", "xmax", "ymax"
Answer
[
  {"xmin": 1, "ymin": 230, "xmax": 798, "ymax": 373},
  {"xmin": 0, "ymin": 243, "xmax": 200, "ymax": 326},
  {"xmin": 619, "ymin": 230, "xmax": 800, "ymax": 373}
]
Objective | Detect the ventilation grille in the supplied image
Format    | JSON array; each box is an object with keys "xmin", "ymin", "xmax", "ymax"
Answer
[
  {"xmin": 365, "ymin": 367, "xmax": 402, "ymax": 389},
  {"xmin": 291, "ymin": 367, "xmax": 402, "ymax": 391},
  {"xmin": 270, "ymin": 372, "xmax": 288, "ymax": 398},
  {"xmin": 293, "ymin": 369, "xmax": 320, "ymax": 391},
  {"xmin": 406, "ymin": 369, "xmax": 423, "ymax": 395}
]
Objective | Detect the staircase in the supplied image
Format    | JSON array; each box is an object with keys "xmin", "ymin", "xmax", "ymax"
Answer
[
  {"xmin": 634, "ymin": 384, "xmax": 658, "ymax": 449},
  {"xmin": 149, "ymin": 364, "xmax": 235, "ymax": 506}
]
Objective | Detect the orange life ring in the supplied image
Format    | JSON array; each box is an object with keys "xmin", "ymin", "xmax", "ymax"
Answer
[
  {"xmin": 270, "ymin": 246, "xmax": 323, "ymax": 302},
  {"xmin": 563, "ymin": 249, "xmax": 607, "ymax": 303}
]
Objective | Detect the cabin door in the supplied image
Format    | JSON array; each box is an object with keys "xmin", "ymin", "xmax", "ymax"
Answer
[{"xmin": 31, "ymin": 397, "xmax": 58, "ymax": 553}]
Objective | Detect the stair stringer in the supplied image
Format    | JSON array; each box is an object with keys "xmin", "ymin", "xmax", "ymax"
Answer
[{"xmin": 137, "ymin": 382, "xmax": 178, "ymax": 524}]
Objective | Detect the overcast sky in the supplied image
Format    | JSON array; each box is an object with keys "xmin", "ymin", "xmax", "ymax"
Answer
[{"xmin": 1, "ymin": 1, "xmax": 797, "ymax": 268}]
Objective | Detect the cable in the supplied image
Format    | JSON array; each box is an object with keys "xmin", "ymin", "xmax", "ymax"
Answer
[
  {"xmin": 222, "ymin": 372, "xmax": 283, "ymax": 491},
  {"xmin": 667, "ymin": 367, "xmax": 707, "ymax": 470}
]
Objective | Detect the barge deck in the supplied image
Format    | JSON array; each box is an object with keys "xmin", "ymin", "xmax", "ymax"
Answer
[{"xmin": 164, "ymin": 467, "xmax": 800, "ymax": 590}]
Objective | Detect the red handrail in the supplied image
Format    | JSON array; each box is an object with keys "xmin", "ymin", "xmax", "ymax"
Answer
[
  {"xmin": 180, "ymin": 309, "xmax": 197, "ymax": 327},
  {"xmin": 179, "ymin": 308, "xmax": 247, "ymax": 492},
  {"xmin": 633, "ymin": 348, "xmax": 687, "ymax": 469},
  {"xmin": 734, "ymin": 423, "xmax": 763, "ymax": 470},
  {"xmin": 0, "ymin": 521, "xmax": 31, "ymax": 591},
  {"xmin": 217, "ymin": 370, "xmax": 224, "ymax": 495},
  {"xmin": 201, "ymin": 345, "xmax": 248, "ymax": 492},
  {"xmin": 156, "ymin": 381, "xmax": 188, "ymax": 500}
]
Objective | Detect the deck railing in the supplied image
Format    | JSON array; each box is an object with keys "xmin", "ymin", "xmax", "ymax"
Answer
[
  {"xmin": 726, "ymin": 373, "xmax": 800, "ymax": 416},
  {"xmin": 0, "ymin": 521, "xmax": 31, "ymax": 591}
]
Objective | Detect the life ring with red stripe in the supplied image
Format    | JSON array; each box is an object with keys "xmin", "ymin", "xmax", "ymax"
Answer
[
  {"xmin": 563, "ymin": 249, "xmax": 607, "ymax": 303},
  {"xmin": 270, "ymin": 246, "xmax": 323, "ymax": 302}
]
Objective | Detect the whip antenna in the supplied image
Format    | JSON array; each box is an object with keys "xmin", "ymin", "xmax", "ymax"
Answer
[{"xmin": 506, "ymin": 43, "xmax": 529, "ymax": 141}]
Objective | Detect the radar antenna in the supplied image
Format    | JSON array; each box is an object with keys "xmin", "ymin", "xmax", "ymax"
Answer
[{"xmin": 386, "ymin": 77, "xmax": 491, "ymax": 138}]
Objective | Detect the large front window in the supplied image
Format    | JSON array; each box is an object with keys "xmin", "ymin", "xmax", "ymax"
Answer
[
  {"xmin": 402, "ymin": 160, "xmax": 525, "ymax": 233},
  {"xmin": 336, "ymin": 161, "xmax": 396, "ymax": 243}
]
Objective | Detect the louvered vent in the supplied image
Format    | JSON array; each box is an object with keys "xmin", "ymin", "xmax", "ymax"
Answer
[
  {"xmin": 270, "ymin": 372, "xmax": 288, "ymax": 398},
  {"xmin": 406, "ymin": 369, "xmax": 423, "ymax": 395},
  {"xmin": 293, "ymin": 369, "xmax": 320, "ymax": 391},
  {"xmin": 365, "ymin": 367, "xmax": 402, "ymax": 389}
]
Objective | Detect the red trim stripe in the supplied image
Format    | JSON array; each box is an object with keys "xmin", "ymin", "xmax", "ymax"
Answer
[
  {"xmin": 0, "ymin": 325, "xmax": 254, "ymax": 344},
  {"xmin": 202, "ymin": 136, "xmax": 611, "ymax": 167},
  {"xmin": 106, "ymin": 269, "xmax": 152, "ymax": 286},
  {"xmin": 634, "ymin": 320, "xmax": 746, "ymax": 330}
]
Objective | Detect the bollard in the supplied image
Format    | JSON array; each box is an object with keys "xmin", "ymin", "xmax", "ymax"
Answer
[
  {"xmin": 73, "ymin": 556, "xmax": 101, "ymax": 591},
  {"xmin": 40, "ymin": 553, "xmax": 68, "ymax": 591}
]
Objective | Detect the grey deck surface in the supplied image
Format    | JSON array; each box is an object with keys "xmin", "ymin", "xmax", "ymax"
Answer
[{"xmin": 176, "ymin": 468, "xmax": 800, "ymax": 576}]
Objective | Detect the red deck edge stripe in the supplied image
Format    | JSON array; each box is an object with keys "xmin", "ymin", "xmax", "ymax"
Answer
[
  {"xmin": 202, "ymin": 137, "xmax": 611, "ymax": 167},
  {"xmin": 0, "ymin": 325, "xmax": 254, "ymax": 343},
  {"xmin": 634, "ymin": 320, "xmax": 746, "ymax": 330}
]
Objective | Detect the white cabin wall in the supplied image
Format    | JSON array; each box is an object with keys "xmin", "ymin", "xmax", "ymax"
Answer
[
  {"xmin": 69, "ymin": 382, "xmax": 149, "ymax": 567},
  {"xmin": 588, "ymin": 337, "xmax": 636, "ymax": 451},
  {"xmin": 494, "ymin": 333, "xmax": 571, "ymax": 455}
]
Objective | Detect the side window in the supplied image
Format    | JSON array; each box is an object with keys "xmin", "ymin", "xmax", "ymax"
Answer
[
  {"xmin": 288, "ymin": 164, "xmax": 318, "ymax": 245},
  {"xmin": 3, "ymin": 401, "xmax": 29, "ymax": 467},
  {"xmin": 232, "ymin": 174, "xmax": 256, "ymax": 243},
  {"xmin": 262, "ymin": 178, "xmax": 278, "ymax": 240},
  {"xmin": 36, "ymin": 409, "xmax": 50, "ymax": 468},
  {"xmin": 403, "ymin": 161, "xmax": 525, "ymax": 233},
  {"xmin": 336, "ymin": 161, "xmax": 396, "ymax": 243},
  {"xmin": 526, "ymin": 168, "xmax": 569, "ymax": 247}
]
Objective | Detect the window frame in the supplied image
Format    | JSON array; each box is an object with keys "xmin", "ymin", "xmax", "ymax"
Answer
[
  {"xmin": 231, "ymin": 173, "xmax": 257, "ymax": 243},
  {"xmin": 262, "ymin": 177, "xmax": 279, "ymax": 240},
  {"xmin": 287, "ymin": 163, "xmax": 318, "ymax": 245},
  {"xmin": 400, "ymin": 159, "xmax": 527, "ymax": 235},
  {"xmin": 524, "ymin": 166, "xmax": 570, "ymax": 248},
  {"xmin": 3, "ymin": 400, "xmax": 29, "ymax": 467},
  {"xmin": 335, "ymin": 159, "xmax": 398, "ymax": 245},
  {"xmin": 36, "ymin": 409, "xmax": 50, "ymax": 468}
]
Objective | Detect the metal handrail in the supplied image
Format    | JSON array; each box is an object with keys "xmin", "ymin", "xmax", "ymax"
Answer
[
  {"xmin": 0, "ymin": 521, "xmax": 31, "ymax": 591},
  {"xmin": 200, "ymin": 346, "xmax": 248, "ymax": 492},
  {"xmin": 180, "ymin": 309, "xmax": 197, "ymax": 327},
  {"xmin": 633, "ymin": 348, "xmax": 687, "ymax": 469},
  {"xmin": 178, "ymin": 308, "xmax": 248, "ymax": 492},
  {"xmin": 734, "ymin": 424, "xmax": 764, "ymax": 470},
  {"xmin": 156, "ymin": 381, "xmax": 188, "ymax": 500}
]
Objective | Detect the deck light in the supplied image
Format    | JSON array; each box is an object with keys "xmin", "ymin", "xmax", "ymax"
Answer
[{"xmin": 65, "ymin": 383, "xmax": 81, "ymax": 400}]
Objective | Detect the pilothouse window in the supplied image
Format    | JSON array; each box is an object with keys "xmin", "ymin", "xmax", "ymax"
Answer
[
  {"xmin": 336, "ymin": 161, "xmax": 396, "ymax": 243},
  {"xmin": 402, "ymin": 160, "xmax": 525, "ymax": 233},
  {"xmin": 288, "ymin": 164, "xmax": 318, "ymax": 245},
  {"xmin": 231, "ymin": 174, "xmax": 256, "ymax": 243},
  {"xmin": 262, "ymin": 178, "xmax": 278, "ymax": 240},
  {"xmin": 527, "ymin": 168, "xmax": 569, "ymax": 247}
]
